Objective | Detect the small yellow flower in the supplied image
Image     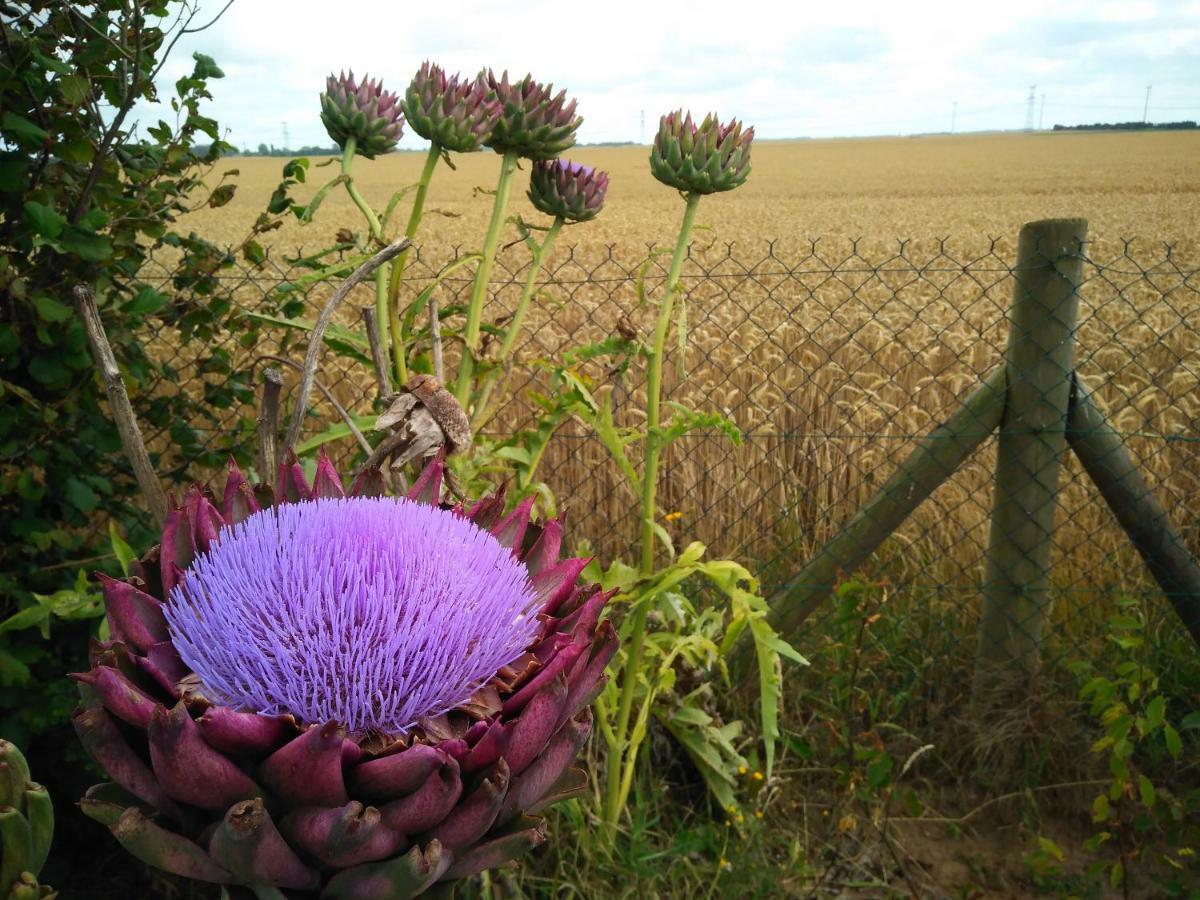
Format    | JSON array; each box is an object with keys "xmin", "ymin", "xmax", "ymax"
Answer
[
  {"xmin": 663, "ymin": 511, "xmax": 683, "ymax": 522},
  {"xmin": 1179, "ymin": 847, "xmax": 1195, "ymax": 857},
  {"xmin": 735, "ymin": 813, "xmax": 744, "ymax": 823},
  {"xmin": 752, "ymin": 771, "xmax": 764, "ymax": 782},
  {"xmin": 737, "ymin": 765, "xmax": 747, "ymax": 775},
  {"xmin": 755, "ymin": 810, "xmax": 764, "ymax": 819},
  {"xmin": 719, "ymin": 857, "xmax": 732, "ymax": 871}
]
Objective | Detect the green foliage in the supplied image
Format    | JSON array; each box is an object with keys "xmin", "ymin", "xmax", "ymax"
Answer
[
  {"xmin": 587, "ymin": 540, "xmax": 805, "ymax": 816},
  {"xmin": 782, "ymin": 577, "xmax": 921, "ymax": 832},
  {"xmin": 0, "ymin": 2, "xmax": 245, "ymax": 745},
  {"xmin": 1067, "ymin": 599, "xmax": 1200, "ymax": 896}
]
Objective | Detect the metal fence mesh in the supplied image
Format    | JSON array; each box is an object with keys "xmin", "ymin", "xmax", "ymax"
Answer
[{"xmin": 135, "ymin": 235, "xmax": 1200, "ymax": 681}]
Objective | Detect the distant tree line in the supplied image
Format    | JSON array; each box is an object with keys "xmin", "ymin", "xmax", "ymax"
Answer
[
  {"xmin": 1052, "ymin": 121, "xmax": 1197, "ymax": 132},
  {"xmin": 246, "ymin": 143, "xmax": 342, "ymax": 157}
]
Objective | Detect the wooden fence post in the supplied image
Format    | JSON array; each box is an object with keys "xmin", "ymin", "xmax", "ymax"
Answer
[
  {"xmin": 974, "ymin": 218, "xmax": 1088, "ymax": 686},
  {"xmin": 1067, "ymin": 374, "xmax": 1200, "ymax": 647}
]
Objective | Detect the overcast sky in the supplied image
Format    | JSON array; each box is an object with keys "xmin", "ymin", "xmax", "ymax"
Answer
[{"xmin": 161, "ymin": 0, "xmax": 1200, "ymax": 149}]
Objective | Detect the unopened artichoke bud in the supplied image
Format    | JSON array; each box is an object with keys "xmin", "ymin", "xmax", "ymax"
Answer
[
  {"xmin": 320, "ymin": 71, "xmax": 404, "ymax": 159},
  {"xmin": 650, "ymin": 110, "xmax": 753, "ymax": 194},
  {"xmin": 528, "ymin": 160, "xmax": 608, "ymax": 222},
  {"xmin": 73, "ymin": 452, "xmax": 618, "ymax": 894},
  {"xmin": 482, "ymin": 70, "xmax": 582, "ymax": 160},
  {"xmin": 403, "ymin": 63, "xmax": 502, "ymax": 154},
  {"xmin": 0, "ymin": 742, "xmax": 52, "ymax": 899}
]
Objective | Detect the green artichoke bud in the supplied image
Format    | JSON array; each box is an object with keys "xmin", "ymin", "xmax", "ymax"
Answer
[
  {"xmin": 650, "ymin": 111, "xmax": 753, "ymax": 194},
  {"xmin": 528, "ymin": 160, "xmax": 608, "ymax": 222},
  {"xmin": 0, "ymin": 742, "xmax": 52, "ymax": 899},
  {"xmin": 402, "ymin": 62, "xmax": 502, "ymax": 154},
  {"xmin": 482, "ymin": 70, "xmax": 582, "ymax": 160},
  {"xmin": 320, "ymin": 71, "xmax": 404, "ymax": 159}
]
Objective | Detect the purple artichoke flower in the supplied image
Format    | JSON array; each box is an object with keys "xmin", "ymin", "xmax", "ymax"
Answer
[
  {"xmin": 321, "ymin": 71, "xmax": 405, "ymax": 159},
  {"xmin": 528, "ymin": 160, "xmax": 608, "ymax": 223},
  {"xmin": 402, "ymin": 62, "xmax": 502, "ymax": 154},
  {"xmin": 481, "ymin": 70, "xmax": 582, "ymax": 161},
  {"xmin": 73, "ymin": 452, "xmax": 617, "ymax": 897},
  {"xmin": 650, "ymin": 110, "xmax": 753, "ymax": 194}
]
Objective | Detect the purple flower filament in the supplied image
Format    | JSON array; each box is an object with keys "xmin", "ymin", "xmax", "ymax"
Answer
[{"xmin": 165, "ymin": 497, "xmax": 540, "ymax": 734}]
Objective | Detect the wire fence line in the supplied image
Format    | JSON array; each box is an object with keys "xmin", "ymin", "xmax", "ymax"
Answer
[{"xmin": 135, "ymin": 232, "xmax": 1200, "ymax": 676}]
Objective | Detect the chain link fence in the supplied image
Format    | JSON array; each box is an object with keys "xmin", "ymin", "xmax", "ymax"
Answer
[{"xmin": 136, "ymin": 231, "xmax": 1200, "ymax": 714}]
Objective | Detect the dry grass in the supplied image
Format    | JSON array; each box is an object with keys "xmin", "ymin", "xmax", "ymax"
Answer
[{"xmin": 160, "ymin": 131, "xmax": 1200, "ymax": 648}]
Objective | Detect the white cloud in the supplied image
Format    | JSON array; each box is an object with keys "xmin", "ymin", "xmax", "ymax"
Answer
[{"xmin": 152, "ymin": 0, "xmax": 1200, "ymax": 149}]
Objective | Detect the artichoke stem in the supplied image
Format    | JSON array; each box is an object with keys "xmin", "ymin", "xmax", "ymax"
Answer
[
  {"xmin": 388, "ymin": 142, "xmax": 443, "ymax": 386},
  {"xmin": 455, "ymin": 149, "xmax": 520, "ymax": 407},
  {"xmin": 341, "ymin": 138, "xmax": 391, "ymax": 371},
  {"xmin": 471, "ymin": 216, "xmax": 564, "ymax": 431},
  {"xmin": 602, "ymin": 191, "xmax": 702, "ymax": 841}
]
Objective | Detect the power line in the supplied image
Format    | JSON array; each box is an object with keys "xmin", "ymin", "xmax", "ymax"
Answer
[
  {"xmin": 1143, "ymin": 84, "xmax": 1152, "ymax": 123},
  {"xmin": 1024, "ymin": 85, "xmax": 1037, "ymax": 131}
]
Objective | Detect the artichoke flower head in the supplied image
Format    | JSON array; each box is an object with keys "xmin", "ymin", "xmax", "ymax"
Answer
[
  {"xmin": 73, "ymin": 453, "xmax": 617, "ymax": 897},
  {"xmin": 320, "ymin": 70, "xmax": 405, "ymax": 158},
  {"xmin": 650, "ymin": 110, "xmax": 753, "ymax": 194}
]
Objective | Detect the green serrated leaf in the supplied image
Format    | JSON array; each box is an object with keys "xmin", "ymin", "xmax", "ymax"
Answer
[
  {"xmin": 58, "ymin": 73, "xmax": 89, "ymax": 106},
  {"xmin": 493, "ymin": 446, "xmax": 534, "ymax": 466},
  {"xmin": 1137, "ymin": 773, "xmax": 1156, "ymax": 808},
  {"xmin": 64, "ymin": 477, "xmax": 98, "ymax": 513},
  {"xmin": 0, "ymin": 605, "xmax": 51, "ymax": 636},
  {"xmin": 32, "ymin": 295, "xmax": 72, "ymax": 323},
  {"xmin": 109, "ymin": 522, "xmax": 135, "ymax": 577},
  {"xmin": 23, "ymin": 201, "xmax": 66, "ymax": 239},
  {"xmin": 192, "ymin": 52, "xmax": 225, "ymax": 80},
  {"xmin": 1163, "ymin": 723, "xmax": 1182, "ymax": 758},
  {"xmin": 242, "ymin": 240, "xmax": 266, "ymax": 265},
  {"xmin": 1, "ymin": 112, "xmax": 49, "ymax": 145},
  {"xmin": 208, "ymin": 184, "xmax": 236, "ymax": 209},
  {"xmin": 124, "ymin": 286, "xmax": 168, "ymax": 316},
  {"xmin": 60, "ymin": 227, "xmax": 112, "ymax": 262}
]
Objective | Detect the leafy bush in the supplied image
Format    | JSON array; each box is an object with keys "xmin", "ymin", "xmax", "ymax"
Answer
[{"xmin": 0, "ymin": 2, "xmax": 246, "ymax": 741}]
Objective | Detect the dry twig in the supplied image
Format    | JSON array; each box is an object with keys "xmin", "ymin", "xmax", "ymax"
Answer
[
  {"xmin": 285, "ymin": 237, "xmax": 410, "ymax": 450},
  {"xmin": 74, "ymin": 284, "xmax": 167, "ymax": 525}
]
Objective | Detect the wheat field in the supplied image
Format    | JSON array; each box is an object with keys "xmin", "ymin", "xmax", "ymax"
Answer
[
  {"xmin": 165, "ymin": 130, "xmax": 1200, "ymax": 644},
  {"xmin": 190, "ymin": 130, "xmax": 1199, "ymax": 254}
]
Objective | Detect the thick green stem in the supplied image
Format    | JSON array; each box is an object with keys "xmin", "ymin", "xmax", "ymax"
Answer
[
  {"xmin": 601, "ymin": 192, "xmax": 701, "ymax": 841},
  {"xmin": 471, "ymin": 217, "xmax": 564, "ymax": 429},
  {"xmin": 341, "ymin": 138, "xmax": 383, "ymax": 239},
  {"xmin": 387, "ymin": 142, "xmax": 441, "ymax": 386},
  {"xmin": 341, "ymin": 138, "xmax": 390, "ymax": 372},
  {"xmin": 455, "ymin": 149, "xmax": 520, "ymax": 406}
]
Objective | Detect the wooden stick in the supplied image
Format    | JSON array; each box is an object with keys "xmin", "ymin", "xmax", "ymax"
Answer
[
  {"xmin": 1068, "ymin": 374, "xmax": 1200, "ymax": 647},
  {"xmin": 361, "ymin": 307, "xmax": 392, "ymax": 402},
  {"xmin": 285, "ymin": 238, "xmax": 409, "ymax": 450},
  {"xmin": 257, "ymin": 367, "xmax": 283, "ymax": 477},
  {"xmin": 428, "ymin": 295, "xmax": 444, "ymax": 383},
  {"xmin": 258, "ymin": 355, "xmax": 373, "ymax": 457},
  {"xmin": 74, "ymin": 284, "xmax": 167, "ymax": 525}
]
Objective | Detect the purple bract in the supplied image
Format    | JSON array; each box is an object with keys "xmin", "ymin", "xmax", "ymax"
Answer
[{"xmin": 165, "ymin": 497, "xmax": 540, "ymax": 734}]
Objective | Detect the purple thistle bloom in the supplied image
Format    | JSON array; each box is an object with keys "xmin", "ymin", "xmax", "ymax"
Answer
[{"xmin": 164, "ymin": 497, "xmax": 540, "ymax": 735}]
